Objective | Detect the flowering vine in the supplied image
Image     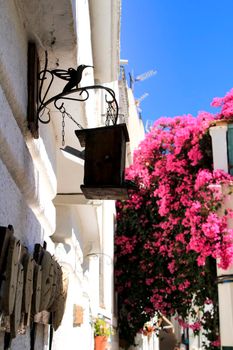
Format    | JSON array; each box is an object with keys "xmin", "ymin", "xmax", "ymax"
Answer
[{"xmin": 115, "ymin": 90, "xmax": 233, "ymax": 349}]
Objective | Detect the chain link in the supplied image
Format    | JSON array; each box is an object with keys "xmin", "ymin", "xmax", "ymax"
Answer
[
  {"xmin": 60, "ymin": 107, "xmax": 84, "ymax": 147},
  {"xmin": 64, "ymin": 111, "xmax": 84, "ymax": 130},
  {"xmin": 62, "ymin": 112, "xmax": 65, "ymax": 146},
  {"xmin": 105, "ymin": 102, "xmax": 117, "ymax": 126}
]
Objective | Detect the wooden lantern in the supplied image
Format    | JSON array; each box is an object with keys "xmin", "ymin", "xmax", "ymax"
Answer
[{"xmin": 75, "ymin": 123, "xmax": 132, "ymax": 199}]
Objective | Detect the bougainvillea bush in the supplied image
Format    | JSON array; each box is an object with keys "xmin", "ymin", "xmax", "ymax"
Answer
[{"xmin": 115, "ymin": 90, "xmax": 233, "ymax": 349}]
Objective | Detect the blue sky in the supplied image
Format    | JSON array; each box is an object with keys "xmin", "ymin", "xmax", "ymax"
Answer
[{"xmin": 120, "ymin": 0, "xmax": 233, "ymax": 127}]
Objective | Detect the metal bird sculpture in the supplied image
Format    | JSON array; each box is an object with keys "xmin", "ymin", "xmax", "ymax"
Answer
[{"xmin": 51, "ymin": 65, "xmax": 94, "ymax": 93}]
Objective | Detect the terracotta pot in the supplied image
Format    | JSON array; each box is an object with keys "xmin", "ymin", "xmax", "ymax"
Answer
[{"xmin": 94, "ymin": 336, "xmax": 108, "ymax": 350}]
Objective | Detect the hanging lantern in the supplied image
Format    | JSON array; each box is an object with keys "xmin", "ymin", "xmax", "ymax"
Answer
[
  {"xmin": 75, "ymin": 123, "xmax": 133, "ymax": 199},
  {"xmin": 27, "ymin": 43, "xmax": 137, "ymax": 200}
]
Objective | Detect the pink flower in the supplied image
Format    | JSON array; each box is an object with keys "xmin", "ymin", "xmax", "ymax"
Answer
[
  {"xmin": 211, "ymin": 88, "xmax": 233, "ymax": 119},
  {"xmin": 189, "ymin": 321, "xmax": 201, "ymax": 331},
  {"xmin": 188, "ymin": 144, "xmax": 203, "ymax": 165},
  {"xmin": 178, "ymin": 280, "xmax": 190, "ymax": 291},
  {"xmin": 168, "ymin": 260, "xmax": 176, "ymax": 273},
  {"xmin": 146, "ymin": 278, "xmax": 155, "ymax": 286},
  {"xmin": 115, "ymin": 89, "xmax": 233, "ymax": 348},
  {"xmin": 211, "ymin": 338, "xmax": 221, "ymax": 347},
  {"xmin": 211, "ymin": 97, "xmax": 223, "ymax": 107},
  {"xmin": 195, "ymin": 170, "xmax": 213, "ymax": 191}
]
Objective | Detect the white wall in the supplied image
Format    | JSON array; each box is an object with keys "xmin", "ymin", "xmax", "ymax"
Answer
[
  {"xmin": 0, "ymin": 1, "xmax": 123, "ymax": 350},
  {"xmin": 0, "ymin": 1, "xmax": 57, "ymax": 349},
  {"xmin": 210, "ymin": 123, "xmax": 233, "ymax": 348}
]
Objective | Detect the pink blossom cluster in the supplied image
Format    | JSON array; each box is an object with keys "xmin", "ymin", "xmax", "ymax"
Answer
[
  {"xmin": 176, "ymin": 318, "xmax": 201, "ymax": 332},
  {"xmin": 211, "ymin": 338, "xmax": 221, "ymax": 347},
  {"xmin": 124, "ymin": 114, "xmax": 233, "ymax": 269},
  {"xmin": 115, "ymin": 89, "xmax": 233, "ymax": 348},
  {"xmin": 211, "ymin": 88, "xmax": 233, "ymax": 119},
  {"xmin": 114, "ymin": 235, "xmax": 137, "ymax": 256}
]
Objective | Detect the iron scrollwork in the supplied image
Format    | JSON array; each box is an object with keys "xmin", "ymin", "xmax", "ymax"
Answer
[{"xmin": 37, "ymin": 51, "xmax": 119, "ymax": 128}]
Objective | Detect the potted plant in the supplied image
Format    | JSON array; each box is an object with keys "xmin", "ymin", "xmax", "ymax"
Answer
[{"xmin": 93, "ymin": 317, "xmax": 113, "ymax": 350}]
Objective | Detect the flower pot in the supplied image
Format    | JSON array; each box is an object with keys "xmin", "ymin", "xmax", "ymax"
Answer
[{"xmin": 94, "ymin": 336, "xmax": 108, "ymax": 350}]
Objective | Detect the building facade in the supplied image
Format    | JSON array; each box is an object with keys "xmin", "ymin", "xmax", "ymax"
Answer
[{"xmin": 0, "ymin": 0, "xmax": 145, "ymax": 349}]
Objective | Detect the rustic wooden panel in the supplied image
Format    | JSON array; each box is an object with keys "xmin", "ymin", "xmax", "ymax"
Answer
[
  {"xmin": 52, "ymin": 269, "xmax": 69, "ymax": 331},
  {"xmin": 48, "ymin": 263, "xmax": 63, "ymax": 313},
  {"xmin": 2, "ymin": 238, "xmax": 21, "ymax": 315},
  {"xmin": 47, "ymin": 261, "xmax": 56, "ymax": 311},
  {"xmin": 32, "ymin": 264, "xmax": 42, "ymax": 315},
  {"xmin": 34, "ymin": 310, "xmax": 50, "ymax": 325},
  {"xmin": 10, "ymin": 265, "xmax": 24, "ymax": 338},
  {"xmin": 22, "ymin": 255, "xmax": 35, "ymax": 314},
  {"xmin": 40, "ymin": 251, "xmax": 54, "ymax": 312}
]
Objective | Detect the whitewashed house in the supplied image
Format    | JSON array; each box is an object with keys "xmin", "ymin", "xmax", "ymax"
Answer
[{"xmin": 0, "ymin": 0, "xmax": 146, "ymax": 349}]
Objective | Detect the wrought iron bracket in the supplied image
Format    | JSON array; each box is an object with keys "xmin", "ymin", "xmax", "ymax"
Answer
[{"xmin": 27, "ymin": 43, "xmax": 119, "ymax": 138}]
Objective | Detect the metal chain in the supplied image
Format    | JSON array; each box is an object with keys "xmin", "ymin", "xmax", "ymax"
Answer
[
  {"xmin": 60, "ymin": 107, "xmax": 84, "ymax": 147},
  {"xmin": 64, "ymin": 110, "xmax": 84, "ymax": 130},
  {"xmin": 62, "ymin": 112, "xmax": 65, "ymax": 146},
  {"xmin": 105, "ymin": 102, "xmax": 116, "ymax": 126}
]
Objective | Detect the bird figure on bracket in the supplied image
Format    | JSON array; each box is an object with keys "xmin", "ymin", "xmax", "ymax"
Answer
[{"xmin": 51, "ymin": 65, "xmax": 94, "ymax": 93}]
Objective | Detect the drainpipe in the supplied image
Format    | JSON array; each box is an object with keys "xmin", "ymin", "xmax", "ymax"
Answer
[{"xmin": 209, "ymin": 123, "xmax": 233, "ymax": 350}]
